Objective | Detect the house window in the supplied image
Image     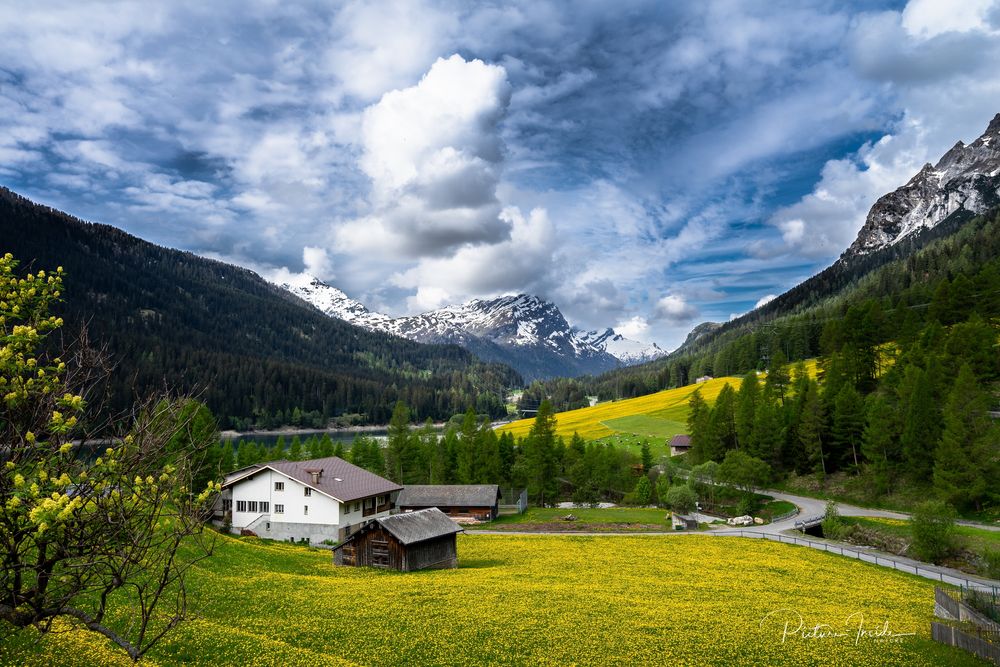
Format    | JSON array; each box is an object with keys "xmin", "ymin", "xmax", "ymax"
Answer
[
  {"xmin": 236, "ymin": 500, "xmax": 247, "ymax": 512},
  {"xmin": 222, "ymin": 499, "xmax": 232, "ymax": 512},
  {"xmin": 248, "ymin": 501, "xmax": 258, "ymax": 513},
  {"xmin": 304, "ymin": 505, "xmax": 309, "ymax": 516},
  {"xmin": 260, "ymin": 502, "xmax": 269, "ymax": 513},
  {"xmin": 353, "ymin": 502, "xmax": 360, "ymax": 512},
  {"xmin": 274, "ymin": 504, "xmax": 284, "ymax": 514},
  {"xmin": 274, "ymin": 482, "xmax": 284, "ymax": 491},
  {"xmin": 304, "ymin": 488, "xmax": 312, "ymax": 497}
]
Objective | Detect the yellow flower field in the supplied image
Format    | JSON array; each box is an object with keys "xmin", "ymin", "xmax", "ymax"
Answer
[
  {"xmin": 498, "ymin": 359, "xmax": 821, "ymax": 443},
  {"xmin": 497, "ymin": 375, "xmax": 743, "ymax": 441},
  {"xmin": 4, "ymin": 532, "xmax": 977, "ymax": 666}
]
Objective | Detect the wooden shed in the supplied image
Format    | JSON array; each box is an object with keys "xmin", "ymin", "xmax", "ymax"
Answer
[
  {"xmin": 396, "ymin": 484, "xmax": 501, "ymax": 522},
  {"xmin": 332, "ymin": 508, "xmax": 462, "ymax": 571}
]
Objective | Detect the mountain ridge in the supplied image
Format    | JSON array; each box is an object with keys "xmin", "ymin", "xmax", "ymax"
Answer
[{"xmin": 280, "ymin": 277, "xmax": 665, "ymax": 380}]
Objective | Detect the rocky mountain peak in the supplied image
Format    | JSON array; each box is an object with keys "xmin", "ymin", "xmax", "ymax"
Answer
[{"xmin": 844, "ymin": 113, "xmax": 1000, "ymax": 258}]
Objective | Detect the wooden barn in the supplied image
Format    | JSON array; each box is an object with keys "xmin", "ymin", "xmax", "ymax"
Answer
[
  {"xmin": 332, "ymin": 508, "xmax": 461, "ymax": 571},
  {"xmin": 396, "ymin": 484, "xmax": 501, "ymax": 522},
  {"xmin": 668, "ymin": 434, "xmax": 692, "ymax": 457}
]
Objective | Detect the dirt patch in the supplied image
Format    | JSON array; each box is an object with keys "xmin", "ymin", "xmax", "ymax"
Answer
[{"xmin": 488, "ymin": 522, "xmax": 669, "ymax": 533}]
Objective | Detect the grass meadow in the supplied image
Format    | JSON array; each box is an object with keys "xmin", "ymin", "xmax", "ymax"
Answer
[{"xmin": 4, "ymin": 530, "xmax": 979, "ymax": 666}]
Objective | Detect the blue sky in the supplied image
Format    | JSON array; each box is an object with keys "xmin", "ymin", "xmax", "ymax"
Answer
[{"xmin": 3, "ymin": 0, "xmax": 1000, "ymax": 349}]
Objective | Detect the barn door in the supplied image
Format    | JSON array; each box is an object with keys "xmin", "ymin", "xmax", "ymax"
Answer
[
  {"xmin": 371, "ymin": 538, "xmax": 390, "ymax": 568},
  {"xmin": 341, "ymin": 544, "xmax": 356, "ymax": 566}
]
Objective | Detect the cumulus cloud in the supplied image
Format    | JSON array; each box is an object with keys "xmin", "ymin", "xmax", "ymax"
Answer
[
  {"xmin": 754, "ymin": 294, "xmax": 777, "ymax": 309},
  {"xmin": 335, "ymin": 55, "xmax": 512, "ymax": 258},
  {"xmin": 392, "ymin": 205, "xmax": 556, "ymax": 310},
  {"xmin": 653, "ymin": 295, "xmax": 699, "ymax": 324},
  {"xmin": 615, "ymin": 316, "xmax": 650, "ymax": 340}
]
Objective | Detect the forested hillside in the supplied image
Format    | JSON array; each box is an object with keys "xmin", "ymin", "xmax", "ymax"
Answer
[
  {"xmin": 0, "ymin": 188, "xmax": 521, "ymax": 428},
  {"xmin": 586, "ymin": 207, "xmax": 998, "ymax": 398}
]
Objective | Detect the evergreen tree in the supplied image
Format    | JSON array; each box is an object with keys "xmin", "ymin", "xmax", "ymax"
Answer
[
  {"xmin": 898, "ymin": 365, "xmax": 939, "ymax": 483},
  {"xmin": 456, "ymin": 408, "xmax": 478, "ymax": 484},
  {"xmin": 519, "ymin": 399, "xmax": 559, "ymax": 506},
  {"xmin": 933, "ymin": 364, "xmax": 995, "ymax": 510},
  {"xmin": 832, "ymin": 385, "xmax": 865, "ymax": 472},
  {"xmin": 288, "ymin": 436, "xmax": 302, "ymax": 462},
  {"xmin": 861, "ymin": 394, "xmax": 896, "ymax": 495},
  {"xmin": 750, "ymin": 387, "xmax": 784, "ymax": 469},
  {"xmin": 765, "ymin": 349, "xmax": 790, "ymax": 405},
  {"xmin": 798, "ymin": 380, "xmax": 826, "ymax": 477},
  {"xmin": 640, "ymin": 440, "xmax": 653, "ymax": 473},
  {"xmin": 735, "ymin": 371, "xmax": 759, "ymax": 449},
  {"xmin": 710, "ymin": 383, "xmax": 738, "ymax": 453},
  {"xmin": 686, "ymin": 389, "xmax": 716, "ymax": 463}
]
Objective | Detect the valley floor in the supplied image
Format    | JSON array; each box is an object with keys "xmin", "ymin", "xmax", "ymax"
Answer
[{"xmin": 4, "ymin": 533, "xmax": 983, "ymax": 666}]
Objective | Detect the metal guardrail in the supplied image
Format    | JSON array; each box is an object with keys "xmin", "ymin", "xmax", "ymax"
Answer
[
  {"xmin": 769, "ymin": 508, "xmax": 800, "ymax": 524},
  {"xmin": 712, "ymin": 530, "xmax": 1000, "ymax": 594},
  {"xmin": 793, "ymin": 515, "xmax": 823, "ymax": 530}
]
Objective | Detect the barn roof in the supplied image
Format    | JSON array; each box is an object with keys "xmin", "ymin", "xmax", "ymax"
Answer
[
  {"xmin": 223, "ymin": 456, "xmax": 401, "ymax": 503},
  {"xmin": 669, "ymin": 434, "xmax": 692, "ymax": 448},
  {"xmin": 397, "ymin": 484, "xmax": 501, "ymax": 508},
  {"xmin": 376, "ymin": 508, "xmax": 462, "ymax": 545}
]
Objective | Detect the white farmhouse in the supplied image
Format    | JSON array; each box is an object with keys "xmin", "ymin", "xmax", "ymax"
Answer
[{"xmin": 217, "ymin": 456, "xmax": 402, "ymax": 544}]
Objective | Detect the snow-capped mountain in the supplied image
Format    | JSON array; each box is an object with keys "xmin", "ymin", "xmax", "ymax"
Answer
[
  {"xmin": 575, "ymin": 328, "xmax": 666, "ymax": 364},
  {"xmin": 846, "ymin": 113, "xmax": 1000, "ymax": 257},
  {"xmin": 280, "ymin": 278, "xmax": 658, "ymax": 380}
]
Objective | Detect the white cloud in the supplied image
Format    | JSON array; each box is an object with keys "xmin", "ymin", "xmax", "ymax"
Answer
[
  {"xmin": 653, "ymin": 294, "xmax": 699, "ymax": 324},
  {"xmin": 392, "ymin": 205, "xmax": 556, "ymax": 308},
  {"xmin": 901, "ymin": 0, "xmax": 998, "ymax": 38},
  {"xmin": 615, "ymin": 316, "xmax": 650, "ymax": 340},
  {"xmin": 754, "ymin": 294, "xmax": 777, "ymax": 309},
  {"xmin": 334, "ymin": 54, "xmax": 513, "ymax": 258}
]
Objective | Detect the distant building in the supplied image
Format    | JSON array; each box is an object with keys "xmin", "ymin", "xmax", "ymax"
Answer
[
  {"xmin": 695, "ymin": 376, "xmax": 713, "ymax": 384},
  {"xmin": 672, "ymin": 513, "xmax": 698, "ymax": 530},
  {"xmin": 217, "ymin": 456, "xmax": 401, "ymax": 544},
  {"xmin": 668, "ymin": 434, "xmax": 692, "ymax": 456},
  {"xmin": 333, "ymin": 507, "xmax": 461, "ymax": 571},
  {"xmin": 396, "ymin": 484, "xmax": 501, "ymax": 522}
]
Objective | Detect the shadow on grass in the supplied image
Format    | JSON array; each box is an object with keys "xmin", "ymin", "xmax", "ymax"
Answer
[{"xmin": 458, "ymin": 558, "xmax": 506, "ymax": 570}]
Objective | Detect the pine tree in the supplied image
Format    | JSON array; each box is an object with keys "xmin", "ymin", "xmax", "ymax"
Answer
[
  {"xmin": 735, "ymin": 371, "xmax": 759, "ymax": 449},
  {"xmin": 640, "ymin": 440, "xmax": 653, "ymax": 473},
  {"xmin": 686, "ymin": 389, "xmax": 715, "ymax": 463},
  {"xmin": 861, "ymin": 394, "xmax": 896, "ymax": 495},
  {"xmin": 456, "ymin": 408, "xmax": 478, "ymax": 484},
  {"xmin": 798, "ymin": 380, "xmax": 826, "ymax": 477},
  {"xmin": 288, "ymin": 436, "xmax": 302, "ymax": 462},
  {"xmin": 832, "ymin": 385, "xmax": 865, "ymax": 472},
  {"xmin": 711, "ymin": 383, "xmax": 738, "ymax": 453},
  {"xmin": 385, "ymin": 401, "xmax": 411, "ymax": 483},
  {"xmin": 899, "ymin": 365, "xmax": 940, "ymax": 483},
  {"xmin": 520, "ymin": 399, "xmax": 558, "ymax": 506},
  {"xmin": 750, "ymin": 387, "xmax": 784, "ymax": 469},
  {"xmin": 765, "ymin": 349, "xmax": 790, "ymax": 405},
  {"xmin": 933, "ymin": 364, "xmax": 994, "ymax": 510}
]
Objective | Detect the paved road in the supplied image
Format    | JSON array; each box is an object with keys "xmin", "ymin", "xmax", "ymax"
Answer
[{"xmin": 733, "ymin": 488, "xmax": 1000, "ymax": 535}]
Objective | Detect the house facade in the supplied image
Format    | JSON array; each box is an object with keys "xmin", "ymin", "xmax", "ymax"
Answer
[{"xmin": 218, "ymin": 456, "xmax": 402, "ymax": 544}]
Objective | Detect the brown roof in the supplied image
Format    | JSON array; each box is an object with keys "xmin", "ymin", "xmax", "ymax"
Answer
[
  {"xmin": 669, "ymin": 434, "xmax": 691, "ymax": 448},
  {"xmin": 334, "ymin": 508, "xmax": 461, "ymax": 550},
  {"xmin": 224, "ymin": 456, "xmax": 401, "ymax": 503},
  {"xmin": 376, "ymin": 508, "xmax": 462, "ymax": 545},
  {"xmin": 397, "ymin": 485, "xmax": 500, "ymax": 509}
]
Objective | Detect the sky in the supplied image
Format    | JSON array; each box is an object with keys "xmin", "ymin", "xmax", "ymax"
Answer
[{"xmin": 3, "ymin": 0, "xmax": 1000, "ymax": 350}]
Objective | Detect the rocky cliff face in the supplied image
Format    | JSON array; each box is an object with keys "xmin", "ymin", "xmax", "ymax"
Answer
[{"xmin": 846, "ymin": 113, "xmax": 1000, "ymax": 257}]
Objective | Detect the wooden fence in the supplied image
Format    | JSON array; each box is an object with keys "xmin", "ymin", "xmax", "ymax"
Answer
[{"xmin": 931, "ymin": 622, "xmax": 1000, "ymax": 665}]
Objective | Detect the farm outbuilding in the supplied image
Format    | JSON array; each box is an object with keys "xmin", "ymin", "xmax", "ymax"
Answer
[
  {"xmin": 332, "ymin": 508, "xmax": 462, "ymax": 571},
  {"xmin": 668, "ymin": 434, "xmax": 692, "ymax": 457},
  {"xmin": 396, "ymin": 484, "xmax": 501, "ymax": 522}
]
